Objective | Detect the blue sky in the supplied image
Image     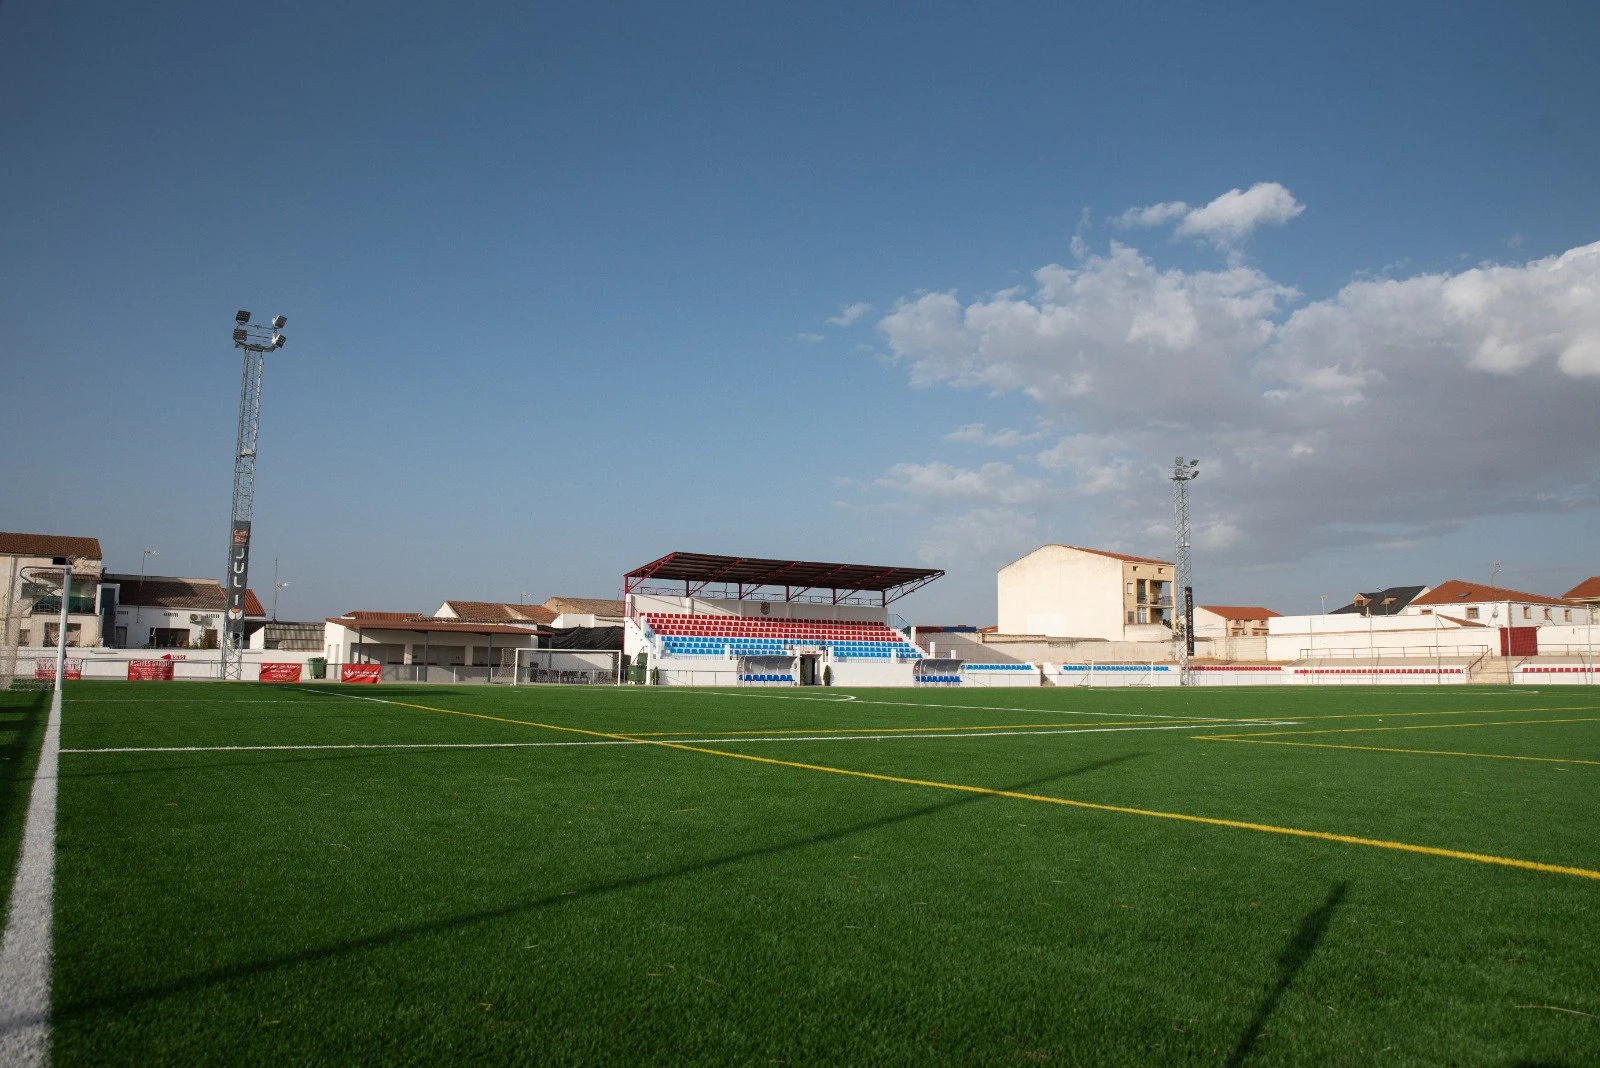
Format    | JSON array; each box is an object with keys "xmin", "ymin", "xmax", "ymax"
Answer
[{"xmin": 3, "ymin": 2, "xmax": 1598, "ymax": 623}]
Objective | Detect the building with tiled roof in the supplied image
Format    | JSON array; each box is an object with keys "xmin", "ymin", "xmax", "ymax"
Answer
[
  {"xmin": 436, "ymin": 600, "xmax": 558, "ymax": 626},
  {"xmin": 1, "ymin": 531, "xmax": 107, "ymax": 655},
  {"xmin": 998, "ymin": 544, "xmax": 1175, "ymax": 641},
  {"xmin": 1563, "ymin": 577, "xmax": 1600, "ymax": 610},
  {"xmin": 324, "ymin": 612, "xmax": 548, "ymax": 678},
  {"xmin": 1195, "ymin": 605, "xmax": 1280, "ymax": 638},
  {"xmin": 543, "ymin": 597, "xmax": 626, "ymax": 625},
  {"xmin": 0, "ymin": 531, "xmax": 103, "ymax": 561},
  {"xmin": 1407, "ymin": 580, "xmax": 1590, "ymax": 627},
  {"xmin": 105, "ymin": 574, "xmax": 265, "ymax": 650}
]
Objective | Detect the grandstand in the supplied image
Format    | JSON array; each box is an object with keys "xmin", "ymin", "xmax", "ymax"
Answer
[{"xmin": 624, "ymin": 552, "xmax": 942, "ymax": 686}]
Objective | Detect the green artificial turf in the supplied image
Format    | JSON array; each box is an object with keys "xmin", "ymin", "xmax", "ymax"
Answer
[{"xmin": 42, "ymin": 682, "xmax": 1600, "ymax": 1063}]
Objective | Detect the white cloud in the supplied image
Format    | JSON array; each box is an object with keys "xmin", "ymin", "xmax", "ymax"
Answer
[
  {"xmin": 880, "ymin": 243, "xmax": 1296, "ymax": 418},
  {"xmin": 945, "ymin": 423, "xmax": 1043, "ymax": 447},
  {"xmin": 1034, "ymin": 433, "xmax": 1137, "ymax": 495},
  {"xmin": 870, "ymin": 236, "xmax": 1600, "ymax": 565},
  {"xmin": 1115, "ymin": 201, "xmax": 1189, "ymax": 229},
  {"xmin": 1175, "ymin": 182, "xmax": 1304, "ymax": 246},
  {"xmin": 876, "ymin": 461, "xmax": 1051, "ymax": 507},
  {"xmin": 827, "ymin": 301, "xmax": 873, "ymax": 327},
  {"xmin": 1118, "ymin": 183, "xmax": 1304, "ymax": 248},
  {"xmin": 909, "ymin": 507, "xmax": 1042, "ymax": 570},
  {"xmin": 793, "ymin": 332, "xmax": 824, "ymax": 343}
]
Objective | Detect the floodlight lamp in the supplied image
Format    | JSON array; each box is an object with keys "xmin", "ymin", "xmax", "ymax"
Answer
[
  {"xmin": 235, "ymin": 309, "xmax": 251, "ymax": 324},
  {"xmin": 233, "ymin": 327, "xmax": 248, "ymax": 342},
  {"xmin": 272, "ymin": 333, "xmax": 286, "ymax": 348},
  {"xmin": 271, "ymin": 315, "xmax": 287, "ymax": 329}
]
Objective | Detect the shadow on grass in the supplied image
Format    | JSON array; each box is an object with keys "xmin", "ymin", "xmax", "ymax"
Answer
[
  {"xmin": 0, "ymin": 690, "xmax": 50, "ymax": 917},
  {"xmin": 1225, "ymin": 881, "xmax": 1348, "ymax": 1068},
  {"xmin": 56, "ymin": 744, "xmax": 649, "ymax": 781},
  {"xmin": 54, "ymin": 751, "xmax": 1145, "ymax": 1022}
]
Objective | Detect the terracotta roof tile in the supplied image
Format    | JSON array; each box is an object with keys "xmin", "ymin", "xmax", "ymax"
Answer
[
  {"xmin": 105, "ymin": 574, "xmax": 265, "ymax": 616},
  {"xmin": 327, "ymin": 615, "xmax": 545, "ymax": 636},
  {"xmin": 0, "ymin": 532, "xmax": 103, "ymax": 559},
  {"xmin": 543, "ymin": 597, "xmax": 625, "ymax": 617},
  {"xmin": 440, "ymin": 601, "xmax": 559, "ymax": 625},
  {"xmin": 1411, "ymin": 579, "xmax": 1576, "ymax": 609},
  {"xmin": 1199, "ymin": 605, "xmax": 1280, "ymax": 620},
  {"xmin": 1562, "ymin": 577, "xmax": 1600, "ymax": 601}
]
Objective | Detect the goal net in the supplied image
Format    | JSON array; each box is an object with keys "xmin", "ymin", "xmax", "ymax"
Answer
[{"xmin": 512, "ymin": 648, "xmax": 622, "ymax": 686}]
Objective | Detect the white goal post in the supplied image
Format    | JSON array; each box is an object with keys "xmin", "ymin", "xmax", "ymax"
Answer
[{"xmin": 512, "ymin": 648, "xmax": 623, "ymax": 686}]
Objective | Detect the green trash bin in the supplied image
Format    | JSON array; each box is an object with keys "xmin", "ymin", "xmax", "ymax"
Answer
[{"xmin": 307, "ymin": 657, "xmax": 327, "ymax": 680}]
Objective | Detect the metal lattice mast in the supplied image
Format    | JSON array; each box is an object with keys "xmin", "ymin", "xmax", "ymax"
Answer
[
  {"xmin": 222, "ymin": 311, "xmax": 286, "ymax": 680},
  {"xmin": 1171, "ymin": 455, "xmax": 1199, "ymax": 685}
]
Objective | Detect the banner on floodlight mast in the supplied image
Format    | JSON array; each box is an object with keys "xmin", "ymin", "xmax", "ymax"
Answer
[
  {"xmin": 226, "ymin": 520, "xmax": 251, "ymax": 640},
  {"xmin": 1184, "ymin": 586, "xmax": 1195, "ymax": 656}
]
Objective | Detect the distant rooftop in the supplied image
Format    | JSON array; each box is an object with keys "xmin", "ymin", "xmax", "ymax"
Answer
[
  {"xmin": 0, "ymin": 531, "xmax": 103, "ymax": 560},
  {"xmin": 1330, "ymin": 586, "xmax": 1427, "ymax": 616}
]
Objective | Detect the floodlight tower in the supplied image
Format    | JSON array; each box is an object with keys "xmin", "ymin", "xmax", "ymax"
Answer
[
  {"xmin": 1171, "ymin": 456, "xmax": 1199, "ymax": 685},
  {"xmin": 222, "ymin": 309, "xmax": 287, "ymax": 680}
]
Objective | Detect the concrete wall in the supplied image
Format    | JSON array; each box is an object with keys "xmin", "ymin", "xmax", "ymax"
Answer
[
  {"xmin": 1265, "ymin": 614, "xmax": 1494, "ymax": 662},
  {"xmin": 997, "ymin": 547, "xmax": 1124, "ymax": 639},
  {"xmin": 830, "ymin": 661, "xmax": 915, "ymax": 687}
]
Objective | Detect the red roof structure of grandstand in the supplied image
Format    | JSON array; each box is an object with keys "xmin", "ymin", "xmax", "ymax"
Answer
[{"xmin": 624, "ymin": 552, "xmax": 943, "ymax": 605}]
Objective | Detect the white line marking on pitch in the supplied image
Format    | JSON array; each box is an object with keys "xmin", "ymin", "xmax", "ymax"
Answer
[
  {"xmin": 0, "ymin": 686, "xmax": 61, "ymax": 1065},
  {"xmin": 657, "ymin": 688, "xmax": 1251, "ymax": 721},
  {"xmin": 63, "ymin": 721, "xmax": 1300, "ymax": 755}
]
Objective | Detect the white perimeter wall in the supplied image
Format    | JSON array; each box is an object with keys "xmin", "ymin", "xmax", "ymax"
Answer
[
  {"xmin": 998, "ymin": 547, "xmax": 1123, "ymax": 639},
  {"xmin": 1265, "ymin": 614, "xmax": 1494, "ymax": 661}
]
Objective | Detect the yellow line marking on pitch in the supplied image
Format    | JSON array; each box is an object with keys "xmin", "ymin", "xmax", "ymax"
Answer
[
  {"xmin": 1267, "ymin": 704, "xmax": 1600, "ymax": 723},
  {"xmin": 317, "ymin": 690, "xmax": 1600, "ymax": 883},
  {"xmin": 1201, "ymin": 716, "xmax": 1600, "ymax": 740},
  {"xmin": 1200, "ymin": 737, "xmax": 1600, "ymax": 767}
]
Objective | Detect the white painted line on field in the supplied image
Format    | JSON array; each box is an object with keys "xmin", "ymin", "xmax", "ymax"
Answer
[
  {"xmin": 672, "ymin": 689, "xmax": 1251, "ymax": 721},
  {"xmin": 0, "ymin": 686, "xmax": 60, "ymax": 1065},
  {"xmin": 63, "ymin": 720, "xmax": 1300, "ymax": 755}
]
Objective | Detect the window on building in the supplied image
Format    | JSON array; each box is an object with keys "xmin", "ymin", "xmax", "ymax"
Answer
[
  {"xmin": 1126, "ymin": 583, "xmax": 1134, "ymax": 596},
  {"xmin": 18, "ymin": 629, "xmax": 31, "ymax": 646},
  {"xmin": 1565, "ymin": 609, "xmax": 1573, "ymax": 622},
  {"xmin": 1543, "ymin": 608, "xmax": 1552, "ymax": 621},
  {"xmin": 1522, "ymin": 607, "xmax": 1531, "ymax": 619},
  {"xmin": 1465, "ymin": 607, "xmax": 1479, "ymax": 620},
  {"xmin": 151, "ymin": 628, "xmax": 189, "ymax": 648},
  {"xmin": 114, "ymin": 626, "xmax": 128, "ymax": 647},
  {"xmin": 1126, "ymin": 611, "xmax": 1135, "ymax": 624}
]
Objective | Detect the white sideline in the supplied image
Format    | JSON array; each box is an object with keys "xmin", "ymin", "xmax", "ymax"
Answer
[
  {"xmin": 63, "ymin": 721, "xmax": 1301, "ymax": 756},
  {"xmin": 0, "ymin": 686, "xmax": 61, "ymax": 1066}
]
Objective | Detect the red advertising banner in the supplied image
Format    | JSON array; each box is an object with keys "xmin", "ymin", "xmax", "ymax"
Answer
[
  {"xmin": 127, "ymin": 660, "xmax": 175, "ymax": 681},
  {"xmin": 341, "ymin": 663, "xmax": 381, "ymax": 685},
  {"xmin": 258, "ymin": 662, "xmax": 303, "ymax": 683},
  {"xmin": 35, "ymin": 658, "xmax": 83, "ymax": 681}
]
